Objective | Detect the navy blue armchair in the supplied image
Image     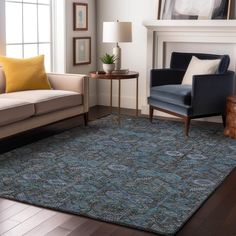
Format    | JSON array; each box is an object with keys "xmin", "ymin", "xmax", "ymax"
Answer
[{"xmin": 148, "ymin": 52, "xmax": 235, "ymax": 136}]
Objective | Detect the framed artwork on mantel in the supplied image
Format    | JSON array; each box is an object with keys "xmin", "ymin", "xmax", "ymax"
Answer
[
  {"xmin": 73, "ymin": 3, "xmax": 88, "ymax": 31},
  {"xmin": 158, "ymin": 0, "xmax": 231, "ymax": 20},
  {"xmin": 73, "ymin": 37, "xmax": 91, "ymax": 65}
]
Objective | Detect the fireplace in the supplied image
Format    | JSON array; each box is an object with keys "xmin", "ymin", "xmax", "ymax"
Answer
[{"xmin": 142, "ymin": 20, "xmax": 236, "ymax": 120}]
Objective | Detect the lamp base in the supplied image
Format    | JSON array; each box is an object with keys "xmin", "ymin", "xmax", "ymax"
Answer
[{"xmin": 113, "ymin": 44, "xmax": 121, "ymax": 70}]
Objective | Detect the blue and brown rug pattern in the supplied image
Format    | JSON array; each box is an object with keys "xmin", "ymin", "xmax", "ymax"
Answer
[{"xmin": 0, "ymin": 116, "xmax": 236, "ymax": 235}]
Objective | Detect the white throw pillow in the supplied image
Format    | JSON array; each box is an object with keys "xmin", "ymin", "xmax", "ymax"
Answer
[{"xmin": 182, "ymin": 56, "xmax": 221, "ymax": 85}]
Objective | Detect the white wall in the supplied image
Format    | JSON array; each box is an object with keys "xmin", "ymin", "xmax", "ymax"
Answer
[
  {"xmin": 52, "ymin": 0, "xmax": 66, "ymax": 73},
  {"xmin": 96, "ymin": 0, "xmax": 157, "ymax": 109},
  {"xmin": 65, "ymin": 0, "xmax": 97, "ymax": 107}
]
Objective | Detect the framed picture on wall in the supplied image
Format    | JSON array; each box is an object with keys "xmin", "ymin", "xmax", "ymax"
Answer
[
  {"xmin": 73, "ymin": 3, "xmax": 88, "ymax": 31},
  {"xmin": 73, "ymin": 37, "xmax": 91, "ymax": 65},
  {"xmin": 159, "ymin": 0, "xmax": 231, "ymax": 20}
]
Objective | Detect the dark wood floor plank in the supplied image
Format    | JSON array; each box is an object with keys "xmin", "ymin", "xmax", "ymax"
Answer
[
  {"xmin": 128, "ymin": 229, "xmax": 157, "ymax": 236},
  {"xmin": 216, "ymin": 204, "xmax": 236, "ymax": 236},
  {"xmin": 68, "ymin": 220, "xmax": 103, "ymax": 236},
  {"xmin": 177, "ymin": 169, "xmax": 236, "ymax": 236},
  {"xmin": 24, "ymin": 212, "xmax": 72, "ymax": 236},
  {"xmin": 111, "ymin": 226, "xmax": 141, "ymax": 236},
  {"xmin": 59, "ymin": 216, "xmax": 88, "ymax": 231},
  {"xmin": 2, "ymin": 209, "xmax": 56, "ymax": 236},
  {"xmin": 45, "ymin": 226, "xmax": 71, "ymax": 236},
  {"xmin": 90, "ymin": 222, "xmax": 119, "ymax": 236}
]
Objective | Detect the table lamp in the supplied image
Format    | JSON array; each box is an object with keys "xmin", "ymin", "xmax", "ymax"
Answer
[{"xmin": 103, "ymin": 21, "xmax": 132, "ymax": 72}]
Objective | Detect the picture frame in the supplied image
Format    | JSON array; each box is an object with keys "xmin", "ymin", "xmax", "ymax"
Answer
[
  {"xmin": 159, "ymin": 0, "xmax": 231, "ymax": 20},
  {"xmin": 157, "ymin": 0, "xmax": 162, "ymax": 20},
  {"xmin": 73, "ymin": 37, "xmax": 91, "ymax": 65},
  {"xmin": 73, "ymin": 3, "xmax": 88, "ymax": 31}
]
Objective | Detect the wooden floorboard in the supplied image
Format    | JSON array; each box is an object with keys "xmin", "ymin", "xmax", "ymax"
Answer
[
  {"xmin": 24, "ymin": 213, "xmax": 72, "ymax": 236},
  {"xmin": 0, "ymin": 106, "xmax": 235, "ymax": 236},
  {"xmin": 0, "ymin": 203, "xmax": 29, "ymax": 223},
  {"xmin": 177, "ymin": 168, "xmax": 236, "ymax": 236},
  {"xmin": 0, "ymin": 199, "xmax": 17, "ymax": 212},
  {"xmin": 2, "ymin": 210, "xmax": 56, "ymax": 236},
  {"xmin": 45, "ymin": 227, "xmax": 71, "ymax": 236},
  {"xmin": 59, "ymin": 216, "xmax": 88, "ymax": 231}
]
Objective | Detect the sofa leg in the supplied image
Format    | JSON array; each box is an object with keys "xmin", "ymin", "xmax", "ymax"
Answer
[
  {"xmin": 222, "ymin": 114, "xmax": 226, "ymax": 128},
  {"xmin": 184, "ymin": 117, "xmax": 191, "ymax": 137},
  {"xmin": 149, "ymin": 106, "xmax": 154, "ymax": 123},
  {"xmin": 83, "ymin": 112, "xmax": 89, "ymax": 126}
]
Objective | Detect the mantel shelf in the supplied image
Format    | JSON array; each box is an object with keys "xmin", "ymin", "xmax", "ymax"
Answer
[{"xmin": 143, "ymin": 20, "xmax": 236, "ymax": 32}]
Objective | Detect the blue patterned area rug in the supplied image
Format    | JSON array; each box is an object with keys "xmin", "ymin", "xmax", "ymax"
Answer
[{"xmin": 0, "ymin": 115, "xmax": 236, "ymax": 235}]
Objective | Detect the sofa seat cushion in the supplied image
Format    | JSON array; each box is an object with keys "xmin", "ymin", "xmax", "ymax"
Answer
[
  {"xmin": 150, "ymin": 85, "xmax": 192, "ymax": 107},
  {"xmin": 0, "ymin": 90, "xmax": 83, "ymax": 115},
  {"xmin": 0, "ymin": 99, "xmax": 35, "ymax": 126}
]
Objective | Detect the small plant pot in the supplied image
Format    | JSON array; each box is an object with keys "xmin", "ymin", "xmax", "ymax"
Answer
[{"xmin": 103, "ymin": 63, "xmax": 115, "ymax": 74}]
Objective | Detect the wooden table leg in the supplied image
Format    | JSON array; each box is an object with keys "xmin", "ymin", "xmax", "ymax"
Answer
[
  {"xmin": 110, "ymin": 78, "xmax": 113, "ymax": 114},
  {"xmin": 118, "ymin": 79, "xmax": 121, "ymax": 125},
  {"xmin": 136, "ymin": 77, "xmax": 139, "ymax": 116}
]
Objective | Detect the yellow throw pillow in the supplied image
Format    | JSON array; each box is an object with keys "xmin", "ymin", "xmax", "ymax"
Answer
[{"xmin": 0, "ymin": 55, "xmax": 51, "ymax": 93}]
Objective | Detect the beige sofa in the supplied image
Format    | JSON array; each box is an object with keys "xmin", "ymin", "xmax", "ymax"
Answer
[{"xmin": 0, "ymin": 68, "xmax": 89, "ymax": 140}]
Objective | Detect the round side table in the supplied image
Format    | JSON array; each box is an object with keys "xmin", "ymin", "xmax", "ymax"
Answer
[
  {"xmin": 90, "ymin": 71, "xmax": 139, "ymax": 124},
  {"xmin": 224, "ymin": 96, "xmax": 236, "ymax": 139}
]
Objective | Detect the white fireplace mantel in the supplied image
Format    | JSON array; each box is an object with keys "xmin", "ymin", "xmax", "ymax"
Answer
[
  {"xmin": 143, "ymin": 20, "xmax": 236, "ymax": 32},
  {"xmin": 142, "ymin": 20, "xmax": 236, "ymax": 116},
  {"xmin": 144, "ymin": 20, "xmax": 236, "ymax": 69}
]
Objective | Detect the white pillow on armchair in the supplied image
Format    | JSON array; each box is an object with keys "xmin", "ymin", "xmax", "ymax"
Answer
[{"xmin": 182, "ymin": 56, "xmax": 221, "ymax": 85}]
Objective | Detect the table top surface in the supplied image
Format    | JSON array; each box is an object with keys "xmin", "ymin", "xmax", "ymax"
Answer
[{"xmin": 90, "ymin": 71, "xmax": 139, "ymax": 80}]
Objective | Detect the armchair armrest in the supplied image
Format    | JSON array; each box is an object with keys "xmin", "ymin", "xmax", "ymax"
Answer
[
  {"xmin": 151, "ymin": 69, "xmax": 185, "ymax": 87},
  {"xmin": 47, "ymin": 73, "xmax": 89, "ymax": 113},
  {"xmin": 192, "ymin": 71, "xmax": 235, "ymax": 116}
]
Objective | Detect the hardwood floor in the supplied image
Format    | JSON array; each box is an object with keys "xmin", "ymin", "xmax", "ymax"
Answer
[{"xmin": 0, "ymin": 106, "xmax": 236, "ymax": 236}]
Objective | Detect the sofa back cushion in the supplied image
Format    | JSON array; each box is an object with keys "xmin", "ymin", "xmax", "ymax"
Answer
[
  {"xmin": 0, "ymin": 67, "xmax": 6, "ymax": 94},
  {"xmin": 170, "ymin": 52, "xmax": 230, "ymax": 74}
]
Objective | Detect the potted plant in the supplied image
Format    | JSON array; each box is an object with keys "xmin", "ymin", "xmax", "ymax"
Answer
[{"xmin": 100, "ymin": 53, "xmax": 116, "ymax": 74}]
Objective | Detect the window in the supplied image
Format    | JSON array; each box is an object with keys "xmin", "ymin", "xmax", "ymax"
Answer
[{"xmin": 5, "ymin": 0, "xmax": 52, "ymax": 71}]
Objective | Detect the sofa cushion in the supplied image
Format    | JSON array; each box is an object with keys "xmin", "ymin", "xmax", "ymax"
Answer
[
  {"xmin": 0, "ymin": 90, "xmax": 83, "ymax": 115},
  {"xmin": 0, "ymin": 55, "xmax": 51, "ymax": 93},
  {"xmin": 182, "ymin": 56, "xmax": 221, "ymax": 85},
  {"xmin": 150, "ymin": 85, "xmax": 192, "ymax": 107},
  {"xmin": 0, "ymin": 99, "xmax": 35, "ymax": 126}
]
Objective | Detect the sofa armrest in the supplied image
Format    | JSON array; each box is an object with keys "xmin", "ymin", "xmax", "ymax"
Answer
[
  {"xmin": 47, "ymin": 73, "xmax": 89, "ymax": 113},
  {"xmin": 151, "ymin": 69, "xmax": 185, "ymax": 87},
  {"xmin": 192, "ymin": 71, "xmax": 235, "ymax": 116}
]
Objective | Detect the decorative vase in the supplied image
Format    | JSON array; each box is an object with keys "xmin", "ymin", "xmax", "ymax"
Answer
[{"xmin": 103, "ymin": 63, "xmax": 115, "ymax": 74}]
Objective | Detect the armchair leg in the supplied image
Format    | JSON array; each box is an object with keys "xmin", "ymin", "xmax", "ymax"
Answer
[
  {"xmin": 83, "ymin": 112, "xmax": 89, "ymax": 126},
  {"xmin": 184, "ymin": 117, "xmax": 191, "ymax": 137},
  {"xmin": 149, "ymin": 106, "xmax": 154, "ymax": 123},
  {"xmin": 222, "ymin": 114, "xmax": 226, "ymax": 128}
]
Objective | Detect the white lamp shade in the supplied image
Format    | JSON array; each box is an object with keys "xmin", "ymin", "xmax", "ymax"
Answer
[{"xmin": 103, "ymin": 22, "xmax": 132, "ymax": 43}]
